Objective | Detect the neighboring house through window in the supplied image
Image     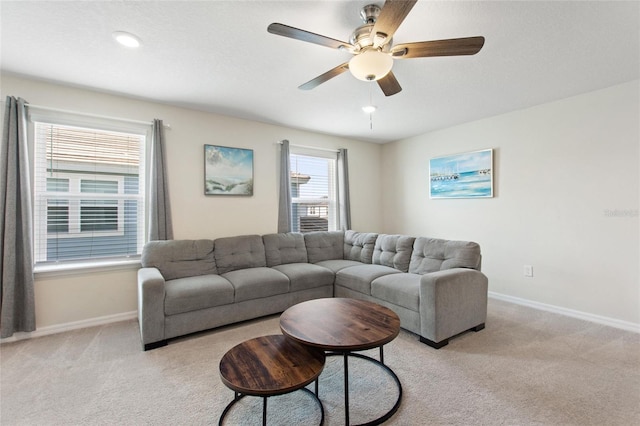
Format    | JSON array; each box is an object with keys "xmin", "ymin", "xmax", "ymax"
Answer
[
  {"xmin": 31, "ymin": 116, "xmax": 148, "ymax": 265},
  {"xmin": 289, "ymin": 148, "xmax": 337, "ymax": 232}
]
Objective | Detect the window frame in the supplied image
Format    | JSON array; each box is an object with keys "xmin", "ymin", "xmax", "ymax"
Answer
[
  {"xmin": 28, "ymin": 110, "xmax": 151, "ymax": 269},
  {"xmin": 289, "ymin": 147, "xmax": 339, "ymax": 233}
]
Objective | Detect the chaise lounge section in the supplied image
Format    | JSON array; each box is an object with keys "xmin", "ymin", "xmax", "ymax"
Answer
[{"xmin": 137, "ymin": 230, "xmax": 488, "ymax": 350}]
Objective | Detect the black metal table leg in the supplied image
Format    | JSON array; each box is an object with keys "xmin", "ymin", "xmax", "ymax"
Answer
[
  {"xmin": 219, "ymin": 387, "xmax": 325, "ymax": 425},
  {"xmin": 344, "ymin": 352, "xmax": 350, "ymax": 425},
  {"xmin": 326, "ymin": 345, "xmax": 402, "ymax": 426},
  {"xmin": 262, "ymin": 397, "xmax": 267, "ymax": 426}
]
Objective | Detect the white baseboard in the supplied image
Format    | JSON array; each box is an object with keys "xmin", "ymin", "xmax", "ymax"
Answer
[
  {"xmin": 489, "ymin": 291, "xmax": 640, "ymax": 334},
  {"xmin": 3, "ymin": 294, "xmax": 638, "ymax": 344},
  {"xmin": 0, "ymin": 311, "xmax": 138, "ymax": 344}
]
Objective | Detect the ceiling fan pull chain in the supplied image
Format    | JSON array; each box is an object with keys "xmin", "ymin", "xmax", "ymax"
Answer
[{"xmin": 369, "ymin": 81, "xmax": 374, "ymax": 130}]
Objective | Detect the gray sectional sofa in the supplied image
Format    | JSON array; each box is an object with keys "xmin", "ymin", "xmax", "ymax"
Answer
[{"xmin": 137, "ymin": 230, "xmax": 488, "ymax": 351}]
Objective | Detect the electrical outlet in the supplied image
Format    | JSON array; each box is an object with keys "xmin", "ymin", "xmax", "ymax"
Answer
[{"xmin": 523, "ymin": 265, "xmax": 533, "ymax": 277}]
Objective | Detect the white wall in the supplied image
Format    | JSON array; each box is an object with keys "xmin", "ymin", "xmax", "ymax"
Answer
[
  {"xmin": 1, "ymin": 74, "xmax": 383, "ymax": 330},
  {"xmin": 382, "ymin": 80, "xmax": 640, "ymax": 326},
  {"xmin": 3, "ymin": 74, "xmax": 638, "ymax": 332}
]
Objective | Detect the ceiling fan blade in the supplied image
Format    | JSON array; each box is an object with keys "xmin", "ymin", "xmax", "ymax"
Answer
[
  {"xmin": 391, "ymin": 36, "xmax": 485, "ymax": 58},
  {"xmin": 371, "ymin": 0, "xmax": 417, "ymax": 47},
  {"xmin": 299, "ymin": 63, "xmax": 350, "ymax": 91},
  {"xmin": 268, "ymin": 23, "xmax": 352, "ymax": 51},
  {"xmin": 377, "ymin": 71, "xmax": 402, "ymax": 96}
]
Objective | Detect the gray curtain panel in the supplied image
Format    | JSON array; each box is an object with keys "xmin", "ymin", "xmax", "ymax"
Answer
[
  {"xmin": 0, "ymin": 96, "xmax": 36, "ymax": 338},
  {"xmin": 277, "ymin": 140, "xmax": 292, "ymax": 233},
  {"xmin": 149, "ymin": 119, "xmax": 173, "ymax": 241},
  {"xmin": 337, "ymin": 148, "xmax": 351, "ymax": 230}
]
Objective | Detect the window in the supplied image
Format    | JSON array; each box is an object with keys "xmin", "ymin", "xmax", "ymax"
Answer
[
  {"xmin": 289, "ymin": 149, "xmax": 337, "ymax": 233},
  {"xmin": 42, "ymin": 173, "xmax": 125, "ymax": 237},
  {"xmin": 32, "ymin": 120, "xmax": 148, "ymax": 265}
]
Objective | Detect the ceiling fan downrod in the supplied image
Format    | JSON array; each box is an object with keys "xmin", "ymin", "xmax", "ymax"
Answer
[{"xmin": 360, "ymin": 4, "xmax": 381, "ymax": 24}]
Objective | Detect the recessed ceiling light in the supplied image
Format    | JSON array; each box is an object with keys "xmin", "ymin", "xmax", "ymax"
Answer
[
  {"xmin": 112, "ymin": 31, "xmax": 141, "ymax": 48},
  {"xmin": 362, "ymin": 105, "xmax": 377, "ymax": 114}
]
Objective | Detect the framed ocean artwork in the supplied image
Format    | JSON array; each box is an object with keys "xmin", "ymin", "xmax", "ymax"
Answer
[
  {"xmin": 429, "ymin": 149, "xmax": 493, "ymax": 199},
  {"xmin": 204, "ymin": 145, "xmax": 254, "ymax": 195}
]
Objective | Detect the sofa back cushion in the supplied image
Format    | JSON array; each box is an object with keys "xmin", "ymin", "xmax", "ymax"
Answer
[
  {"xmin": 409, "ymin": 237, "xmax": 481, "ymax": 274},
  {"xmin": 372, "ymin": 234, "xmax": 416, "ymax": 272},
  {"xmin": 263, "ymin": 232, "xmax": 308, "ymax": 267},
  {"xmin": 214, "ymin": 235, "xmax": 266, "ymax": 274},
  {"xmin": 344, "ymin": 230, "xmax": 378, "ymax": 263},
  {"xmin": 142, "ymin": 240, "xmax": 216, "ymax": 280},
  {"xmin": 304, "ymin": 231, "xmax": 344, "ymax": 263}
]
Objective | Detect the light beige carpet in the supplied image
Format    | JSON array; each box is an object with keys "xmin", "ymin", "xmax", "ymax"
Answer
[{"xmin": 1, "ymin": 299, "xmax": 639, "ymax": 425}]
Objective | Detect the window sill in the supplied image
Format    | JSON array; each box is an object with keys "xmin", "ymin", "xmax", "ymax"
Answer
[{"xmin": 34, "ymin": 258, "xmax": 141, "ymax": 278}]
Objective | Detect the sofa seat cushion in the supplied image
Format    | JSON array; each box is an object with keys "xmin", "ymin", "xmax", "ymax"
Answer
[
  {"xmin": 164, "ymin": 274, "xmax": 234, "ymax": 316},
  {"xmin": 371, "ymin": 273, "xmax": 421, "ymax": 312},
  {"xmin": 272, "ymin": 263, "xmax": 335, "ymax": 292},
  {"xmin": 335, "ymin": 264, "xmax": 402, "ymax": 295},
  {"xmin": 314, "ymin": 259, "xmax": 363, "ymax": 273},
  {"xmin": 222, "ymin": 267, "xmax": 289, "ymax": 303}
]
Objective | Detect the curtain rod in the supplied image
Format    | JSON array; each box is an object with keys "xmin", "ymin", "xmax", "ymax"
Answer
[
  {"xmin": 277, "ymin": 140, "xmax": 339, "ymax": 153},
  {"xmin": 25, "ymin": 104, "xmax": 171, "ymax": 129}
]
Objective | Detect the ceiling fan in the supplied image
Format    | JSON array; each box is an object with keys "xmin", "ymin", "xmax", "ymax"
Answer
[{"xmin": 267, "ymin": 0, "xmax": 484, "ymax": 96}]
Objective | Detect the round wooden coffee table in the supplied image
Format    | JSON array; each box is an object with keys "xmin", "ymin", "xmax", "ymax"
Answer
[
  {"xmin": 280, "ymin": 298, "xmax": 402, "ymax": 426},
  {"xmin": 219, "ymin": 334, "xmax": 325, "ymax": 425}
]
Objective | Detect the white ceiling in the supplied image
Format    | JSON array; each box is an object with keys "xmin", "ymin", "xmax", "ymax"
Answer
[{"xmin": 1, "ymin": 1, "xmax": 638, "ymax": 143}]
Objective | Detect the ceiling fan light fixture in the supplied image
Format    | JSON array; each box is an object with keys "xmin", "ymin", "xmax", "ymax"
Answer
[
  {"xmin": 362, "ymin": 105, "xmax": 377, "ymax": 114},
  {"xmin": 348, "ymin": 49, "xmax": 393, "ymax": 81}
]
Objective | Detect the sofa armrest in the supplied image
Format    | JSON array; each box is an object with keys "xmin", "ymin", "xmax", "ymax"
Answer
[
  {"xmin": 419, "ymin": 268, "xmax": 488, "ymax": 344},
  {"xmin": 138, "ymin": 267, "xmax": 167, "ymax": 348}
]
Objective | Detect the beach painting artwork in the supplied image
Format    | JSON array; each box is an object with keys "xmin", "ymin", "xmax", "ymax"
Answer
[
  {"xmin": 204, "ymin": 145, "xmax": 253, "ymax": 195},
  {"xmin": 429, "ymin": 149, "xmax": 493, "ymax": 199}
]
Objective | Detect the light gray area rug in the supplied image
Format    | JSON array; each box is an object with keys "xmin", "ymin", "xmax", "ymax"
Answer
[{"xmin": 1, "ymin": 299, "xmax": 639, "ymax": 425}]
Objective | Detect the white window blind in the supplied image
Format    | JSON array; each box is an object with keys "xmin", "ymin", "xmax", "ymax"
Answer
[
  {"xmin": 33, "ymin": 122, "xmax": 147, "ymax": 265},
  {"xmin": 290, "ymin": 150, "xmax": 337, "ymax": 233}
]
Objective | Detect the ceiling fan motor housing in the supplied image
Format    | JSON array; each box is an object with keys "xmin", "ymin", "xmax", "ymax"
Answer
[
  {"xmin": 350, "ymin": 5, "xmax": 392, "ymax": 51},
  {"xmin": 350, "ymin": 24, "xmax": 392, "ymax": 52}
]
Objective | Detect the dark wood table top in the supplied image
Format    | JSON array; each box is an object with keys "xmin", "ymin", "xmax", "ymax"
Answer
[
  {"xmin": 280, "ymin": 298, "xmax": 401, "ymax": 351},
  {"xmin": 219, "ymin": 334, "xmax": 325, "ymax": 396}
]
